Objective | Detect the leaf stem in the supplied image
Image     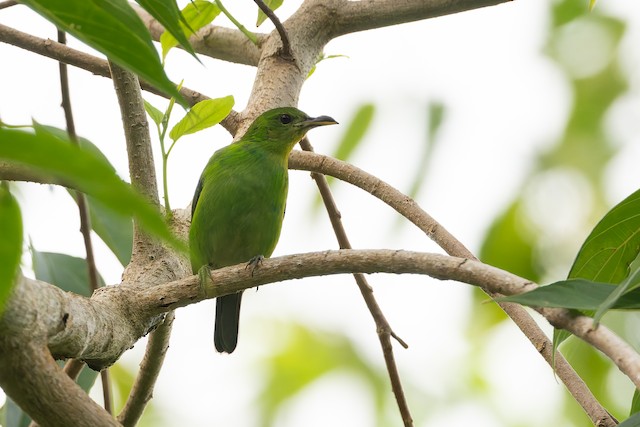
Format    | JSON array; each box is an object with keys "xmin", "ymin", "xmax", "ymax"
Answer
[{"xmin": 215, "ymin": 0, "xmax": 258, "ymax": 45}]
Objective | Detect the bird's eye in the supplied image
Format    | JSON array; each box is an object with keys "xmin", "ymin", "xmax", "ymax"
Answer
[{"xmin": 279, "ymin": 114, "xmax": 292, "ymax": 124}]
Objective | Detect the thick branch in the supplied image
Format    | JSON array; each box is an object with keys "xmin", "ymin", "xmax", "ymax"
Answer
[
  {"xmin": 0, "ymin": 276, "xmax": 120, "ymax": 427},
  {"xmin": 328, "ymin": 0, "xmax": 512, "ymax": 38},
  {"xmin": 4, "ymin": 250, "xmax": 637, "ymax": 392}
]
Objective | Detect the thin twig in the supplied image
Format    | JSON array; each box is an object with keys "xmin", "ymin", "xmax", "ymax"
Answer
[
  {"xmin": 57, "ymin": 29, "xmax": 112, "ymax": 415},
  {"xmin": 299, "ymin": 138, "xmax": 413, "ymax": 427},
  {"xmin": 0, "ymin": 0, "xmax": 17, "ymax": 10},
  {"xmin": 214, "ymin": 0, "xmax": 259, "ymax": 45},
  {"xmin": 252, "ymin": 0, "xmax": 293, "ymax": 59}
]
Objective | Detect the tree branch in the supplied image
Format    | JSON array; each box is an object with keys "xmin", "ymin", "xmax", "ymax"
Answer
[
  {"xmin": 0, "ymin": 22, "xmax": 240, "ymax": 134},
  {"xmin": 0, "ymin": 276, "xmax": 120, "ymax": 427},
  {"xmin": 289, "ymin": 150, "xmax": 617, "ymax": 426},
  {"xmin": 4, "ymin": 249, "xmax": 639, "ymax": 397},
  {"xmin": 327, "ymin": 0, "xmax": 512, "ymax": 38},
  {"xmin": 117, "ymin": 312, "xmax": 175, "ymax": 427},
  {"xmin": 108, "ymin": 60, "xmax": 188, "ymax": 424}
]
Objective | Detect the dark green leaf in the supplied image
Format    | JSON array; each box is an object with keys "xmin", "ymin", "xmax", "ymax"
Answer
[
  {"xmin": 0, "ymin": 183, "xmax": 22, "ymax": 314},
  {"xmin": 256, "ymin": 0, "xmax": 283, "ymax": 27},
  {"xmin": 137, "ymin": 0, "xmax": 196, "ymax": 58},
  {"xmin": 499, "ymin": 278, "xmax": 640, "ymax": 310},
  {"xmin": 38, "ymin": 126, "xmax": 133, "ymax": 265},
  {"xmin": 20, "ymin": 0, "xmax": 183, "ymax": 103},
  {"xmin": 4, "ymin": 398, "xmax": 31, "ymax": 427},
  {"xmin": 169, "ymin": 95, "xmax": 234, "ymax": 141},
  {"xmin": 593, "ymin": 253, "xmax": 640, "ymax": 324},
  {"xmin": 160, "ymin": 1, "xmax": 221, "ymax": 59},
  {"xmin": 0, "ymin": 126, "xmax": 186, "ymax": 254},
  {"xmin": 619, "ymin": 411, "xmax": 640, "ymax": 427},
  {"xmin": 32, "ymin": 250, "xmax": 105, "ymax": 296},
  {"xmin": 144, "ymin": 99, "xmax": 165, "ymax": 126},
  {"xmin": 569, "ymin": 188, "xmax": 640, "ymax": 284},
  {"xmin": 85, "ymin": 195, "xmax": 133, "ymax": 266}
]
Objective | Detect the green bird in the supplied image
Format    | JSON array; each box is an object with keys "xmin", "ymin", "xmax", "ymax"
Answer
[{"xmin": 189, "ymin": 107, "xmax": 337, "ymax": 353}]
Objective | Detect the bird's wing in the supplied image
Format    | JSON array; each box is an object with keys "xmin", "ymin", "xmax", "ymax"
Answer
[{"xmin": 191, "ymin": 175, "xmax": 204, "ymax": 218}]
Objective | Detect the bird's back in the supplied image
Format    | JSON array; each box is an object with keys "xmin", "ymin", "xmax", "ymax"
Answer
[{"xmin": 189, "ymin": 141, "xmax": 289, "ymax": 271}]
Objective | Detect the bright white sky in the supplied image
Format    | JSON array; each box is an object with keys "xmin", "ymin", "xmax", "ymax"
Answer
[{"xmin": 1, "ymin": 1, "xmax": 640, "ymax": 426}]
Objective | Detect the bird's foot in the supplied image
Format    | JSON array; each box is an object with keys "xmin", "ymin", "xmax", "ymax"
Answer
[
  {"xmin": 245, "ymin": 255, "xmax": 264, "ymax": 277},
  {"xmin": 198, "ymin": 265, "xmax": 215, "ymax": 297}
]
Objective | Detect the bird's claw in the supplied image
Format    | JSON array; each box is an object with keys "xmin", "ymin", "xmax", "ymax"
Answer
[
  {"xmin": 198, "ymin": 265, "xmax": 215, "ymax": 297},
  {"xmin": 246, "ymin": 255, "xmax": 264, "ymax": 277}
]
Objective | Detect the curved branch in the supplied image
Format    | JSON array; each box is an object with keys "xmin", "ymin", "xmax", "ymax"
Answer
[
  {"xmin": 289, "ymin": 150, "xmax": 616, "ymax": 426},
  {"xmin": 289, "ymin": 150, "xmax": 475, "ymax": 258},
  {"xmin": 328, "ymin": 0, "xmax": 512, "ymax": 38}
]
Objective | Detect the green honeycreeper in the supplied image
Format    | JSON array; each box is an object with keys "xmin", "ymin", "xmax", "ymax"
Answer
[{"xmin": 189, "ymin": 107, "xmax": 337, "ymax": 353}]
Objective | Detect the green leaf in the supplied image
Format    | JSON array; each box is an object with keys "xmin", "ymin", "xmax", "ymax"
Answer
[
  {"xmin": 619, "ymin": 411, "xmax": 640, "ymax": 427},
  {"xmin": 44, "ymin": 126, "xmax": 134, "ymax": 266},
  {"xmin": 20, "ymin": 0, "xmax": 183, "ymax": 103},
  {"xmin": 144, "ymin": 99, "xmax": 165, "ymax": 126},
  {"xmin": 498, "ymin": 278, "xmax": 640, "ymax": 310},
  {"xmin": 569, "ymin": 188, "xmax": 640, "ymax": 284},
  {"xmin": 32, "ymin": 249, "xmax": 106, "ymax": 296},
  {"xmin": 0, "ymin": 183, "xmax": 22, "ymax": 314},
  {"xmin": 169, "ymin": 95, "xmax": 234, "ymax": 141},
  {"xmin": 589, "ymin": 0, "xmax": 597, "ymax": 12},
  {"xmin": 137, "ymin": 0, "xmax": 196, "ymax": 58},
  {"xmin": 160, "ymin": 0, "xmax": 221, "ymax": 59},
  {"xmin": 593, "ymin": 252, "xmax": 640, "ymax": 324},
  {"xmin": 0, "ymin": 126, "xmax": 186, "ymax": 254},
  {"xmin": 85, "ymin": 195, "xmax": 133, "ymax": 266},
  {"xmin": 256, "ymin": 0, "xmax": 283, "ymax": 27}
]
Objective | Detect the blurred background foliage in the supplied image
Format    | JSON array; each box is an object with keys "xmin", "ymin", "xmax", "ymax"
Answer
[
  {"xmin": 1, "ymin": 0, "xmax": 637, "ymax": 426},
  {"xmin": 258, "ymin": 0, "xmax": 636, "ymax": 425}
]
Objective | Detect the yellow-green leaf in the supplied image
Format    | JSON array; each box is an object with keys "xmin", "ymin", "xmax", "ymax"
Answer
[
  {"xmin": 161, "ymin": 0, "xmax": 221, "ymax": 59},
  {"xmin": 169, "ymin": 95, "xmax": 234, "ymax": 141}
]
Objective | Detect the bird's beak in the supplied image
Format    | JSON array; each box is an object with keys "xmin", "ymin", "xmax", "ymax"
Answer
[{"xmin": 302, "ymin": 115, "xmax": 339, "ymax": 128}]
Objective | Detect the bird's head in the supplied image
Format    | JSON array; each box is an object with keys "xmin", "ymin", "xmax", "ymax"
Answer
[{"xmin": 242, "ymin": 107, "xmax": 338, "ymax": 154}]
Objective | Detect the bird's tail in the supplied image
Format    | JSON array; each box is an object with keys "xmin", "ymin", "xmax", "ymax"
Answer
[{"xmin": 214, "ymin": 292, "xmax": 243, "ymax": 353}]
